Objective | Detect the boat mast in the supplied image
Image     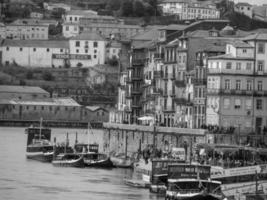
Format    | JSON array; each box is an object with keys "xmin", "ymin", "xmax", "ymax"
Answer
[{"xmin": 39, "ymin": 117, "xmax": 42, "ymax": 140}]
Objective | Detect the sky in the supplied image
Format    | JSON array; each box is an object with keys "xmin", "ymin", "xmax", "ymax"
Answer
[{"xmin": 233, "ymin": 0, "xmax": 267, "ymax": 6}]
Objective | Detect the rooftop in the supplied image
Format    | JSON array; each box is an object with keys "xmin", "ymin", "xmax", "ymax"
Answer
[
  {"xmin": 2, "ymin": 39, "xmax": 69, "ymax": 49},
  {"xmin": 235, "ymin": 2, "xmax": 252, "ymax": 7},
  {"xmin": 228, "ymin": 40, "xmax": 253, "ymax": 48},
  {"xmin": 208, "ymin": 53, "xmax": 254, "ymax": 60},
  {"xmin": 11, "ymin": 98, "xmax": 81, "ymax": 107},
  {"xmin": 132, "ymin": 28, "xmax": 160, "ymax": 41},
  {"xmin": 243, "ymin": 32, "xmax": 267, "ymax": 41},
  {"xmin": 0, "ymin": 85, "xmax": 49, "ymax": 94},
  {"xmin": 9, "ymin": 19, "xmax": 57, "ymax": 26},
  {"xmin": 71, "ymin": 32, "xmax": 106, "ymax": 41},
  {"xmin": 66, "ymin": 9, "xmax": 97, "ymax": 16},
  {"xmin": 86, "ymin": 106, "xmax": 107, "ymax": 111},
  {"xmin": 159, "ymin": 24, "xmax": 188, "ymax": 31}
]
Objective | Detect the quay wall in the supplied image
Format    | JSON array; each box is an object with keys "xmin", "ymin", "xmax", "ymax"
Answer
[{"xmin": 102, "ymin": 123, "xmax": 205, "ymax": 159}]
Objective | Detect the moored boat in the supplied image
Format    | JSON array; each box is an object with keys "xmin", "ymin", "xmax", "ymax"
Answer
[
  {"xmin": 165, "ymin": 164, "xmax": 223, "ymax": 200},
  {"xmin": 110, "ymin": 153, "xmax": 134, "ymax": 168},
  {"xmin": 52, "ymin": 153, "xmax": 84, "ymax": 168},
  {"xmin": 25, "ymin": 124, "xmax": 54, "ymax": 163}
]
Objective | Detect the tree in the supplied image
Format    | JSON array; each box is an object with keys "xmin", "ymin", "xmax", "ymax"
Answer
[
  {"xmin": 42, "ymin": 71, "xmax": 54, "ymax": 81},
  {"xmin": 120, "ymin": 0, "xmax": 133, "ymax": 17},
  {"xmin": 134, "ymin": 1, "xmax": 145, "ymax": 17},
  {"xmin": 106, "ymin": 0, "xmax": 121, "ymax": 11}
]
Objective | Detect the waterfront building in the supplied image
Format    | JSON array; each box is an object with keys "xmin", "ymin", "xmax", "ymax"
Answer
[
  {"xmin": 63, "ymin": 10, "xmax": 98, "ymax": 23},
  {"xmin": 84, "ymin": 106, "xmax": 109, "ymax": 122},
  {"xmin": 43, "ymin": 2, "xmax": 71, "ymax": 11},
  {"xmin": 0, "ymin": 97, "xmax": 82, "ymax": 122},
  {"xmin": 1, "ymin": 39, "xmax": 69, "ymax": 68},
  {"xmin": 158, "ymin": 0, "xmax": 220, "ymax": 20},
  {"xmin": 68, "ymin": 32, "xmax": 106, "ymax": 67},
  {"xmin": 0, "ymin": 85, "xmax": 49, "ymax": 100},
  {"xmin": 5, "ymin": 19, "xmax": 52, "ymax": 40},
  {"xmin": 206, "ymin": 37, "xmax": 267, "ymax": 142}
]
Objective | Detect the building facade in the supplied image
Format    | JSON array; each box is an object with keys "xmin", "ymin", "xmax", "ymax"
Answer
[
  {"xmin": 159, "ymin": 0, "xmax": 220, "ymax": 20},
  {"xmin": 1, "ymin": 40, "xmax": 69, "ymax": 68}
]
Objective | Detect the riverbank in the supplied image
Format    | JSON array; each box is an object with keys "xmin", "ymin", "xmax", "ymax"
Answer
[{"xmin": 0, "ymin": 119, "xmax": 103, "ymax": 129}]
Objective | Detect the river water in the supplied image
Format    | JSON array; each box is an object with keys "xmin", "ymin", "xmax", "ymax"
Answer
[{"xmin": 0, "ymin": 127, "xmax": 162, "ymax": 200}]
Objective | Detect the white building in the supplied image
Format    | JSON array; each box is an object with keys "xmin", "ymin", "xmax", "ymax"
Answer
[
  {"xmin": 234, "ymin": 2, "xmax": 253, "ymax": 18},
  {"xmin": 5, "ymin": 19, "xmax": 50, "ymax": 40},
  {"xmin": 43, "ymin": 2, "xmax": 71, "ymax": 11},
  {"xmin": 63, "ymin": 10, "xmax": 98, "ymax": 24},
  {"xmin": 30, "ymin": 11, "xmax": 44, "ymax": 19},
  {"xmin": 159, "ymin": 0, "xmax": 220, "ymax": 20},
  {"xmin": 1, "ymin": 40, "xmax": 69, "ymax": 68},
  {"xmin": 0, "ymin": 22, "xmax": 6, "ymax": 39},
  {"xmin": 69, "ymin": 32, "xmax": 106, "ymax": 67},
  {"xmin": 62, "ymin": 23, "xmax": 80, "ymax": 38},
  {"xmin": 106, "ymin": 41, "xmax": 121, "ymax": 59}
]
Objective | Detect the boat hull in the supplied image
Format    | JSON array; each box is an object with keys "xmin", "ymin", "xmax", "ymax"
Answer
[
  {"xmin": 84, "ymin": 157, "xmax": 113, "ymax": 168},
  {"xmin": 26, "ymin": 152, "xmax": 53, "ymax": 163},
  {"xmin": 52, "ymin": 156, "xmax": 84, "ymax": 168},
  {"xmin": 110, "ymin": 157, "xmax": 133, "ymax": 168},
  {"xmin": 165, "ymin": 193, "xmax": 222, "ymax": 200}
]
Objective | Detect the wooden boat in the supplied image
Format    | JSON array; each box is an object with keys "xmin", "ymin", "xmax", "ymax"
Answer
[
  {"xmin": 52, "ymin": 153, "xmax": 84, "ymax": 168},
  {"xmin": 124, "ymin": 178, "xmax": 151, "ymax": 188},
  {"xmin": 110, "ymin": 153, "xmax": 134, "ymax": 168},
  {"xmin": 25, "ymin": 121, "xmax": 54, "ymax": 163},
  {"xmin": 75, "ymin": 143, "xmax": 113, "ymax": 168}
]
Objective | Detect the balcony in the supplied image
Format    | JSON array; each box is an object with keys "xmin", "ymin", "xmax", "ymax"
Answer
[
  {"xmin": 132, "ymin": 58, "xmax": 146, "ymax": 66},
  {"xmin": 170, "ymin": 73, "xmax": 176, "ymax": 80},
  {"xmin": 152, "ymin": 88, "xmax": 163, "ymax": 95},
  {"xmin": 118, "ymin": 83, "xmax": 126, "ymax": 90},
  {"xmin": 132, "ymin": 75, "xmax": 142, "ymax": 81},
  {"xmin": 192, "ymin": 79, "xmax": 207, "ymax": 85},
  {"xmin": 142, "ymin": 79, "xmax": 154, "ymax": 88},
  {"xmin": 126, "ymin": 77, "xmax": 132, "ymax": 83},
  {"xmin": 125, "ymin": 92, "xmax": 132, "ymax": 99},
  {"xmin": 154, "ymin": 53, "xmax": 164, "ymax": 59},
  {"xmin": 163, "ymin": 106, "xmax": 175, "ymax": 113},
  {"xmin": 207, "ymin": 89, "xmax": 267, "ymax": 96},
  {"xmin": 154, "ymin": 70, "xmax": 163, "ymax": 78},
  {"xmin": 175, "ymin": 80, "xmax": 186, "ymax": 87},
  {"xmin": 254, "ymin": 90, "xmax": 267, "ymax": 97},
  {"xmin": 174, "ymin": 98, "xmax": 193, "ymax": 106},
  {"xmin": 196, "ymin": 59, "xmax": 204, "ymax": 66},
  {"xmin": 132, "ymin": 88, "xmax": 142, "ymax": 95},
  {"xmin": 132, "ymin": 102, "xmax": 142, "ymax": 108}
]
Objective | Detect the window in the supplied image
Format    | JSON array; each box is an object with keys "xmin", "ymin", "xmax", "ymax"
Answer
[
  {"xmin": 20, "ymin": 47, "xmax": 23, "ymax": 51},
  {"xmin": 246, "ymin": 63, "xmax": 252, "ymax": 70},
  {"xmin": 76, "ymin": 49, "xmax": 79, "ymax": 53},
  {"xmin": 33, "ymin": 48, "xmax": 36, "ymax": 52},
  {"xmin": 258, "ymin": 43, "xmax": 265, "ymax": 54},
  {"xmin": 76, "ymin": 41, "xmax": 80, "ymax": 47},
  {"xmin": 47, "ymin": 48, "xmax": 50, "ymax": 52},
  {"xmin": 94, "ymin": 55, "xmax": 97, "ymax": 58},
  {"xmin": 69, "ymin": 17, "xmax": 72, "ymax": 21},
  {"xmin": 234, "ymin": 98, "xmax": 241, "ymax": 109},
  {"xmin": 223, "ymin": 98, "xmax": 230, "ymax": 109},
  {"xmin": 41, "ymin": 106, "xmax": 44, "ymax": 110},
  {"xmin": 93, "ymin": 42, "xmax": 98, "ymax": 47},
  {"xmin": 258, "ymin": 81, "xmax": 263, "ymax": 91},
  {"xmin": 225, "ymin": 79, "xmax": 230, "ymax": 89},
  {"xmin": 85, "ymin": 49, "xmax": 88, "ymax": 53},
  {"xmin": 60, "ymin": 49, "xmax": 63, "ymax": 53},
  {"xmin": 245, "ymin": 99, "xmax": 252, "ymax": 109},
  {"xmin": 94, "ymin": 49, "xmax": 97, "ymax": 53},
  {"xmin": 34, "ymin": 106, "xmax": 36, "ymax": 110},
  {"xmin": 6, "ymin": 47, "xmax": 9, "ymax": 51},
  {"xmin": 247, "ymin": 80, "xmax": 252, "ymax": 91},
  {"xmin": 256, "ymin": 99, "xmax": 262, "ymax": 110},
  {"xmin": 236, "ymin": 63, "xmax": 241, "ymax": 70},
  {"xmin": 226, "ymin": 62, "xmax": 232, "ymax": 69},
  {"xmin": 236, "ymin": 80, "xmax": 241, "ymax": 90},
  {"xmin": 65, "ymin": 26, "xmax": 69, "ymax": 31},
  {"xmin": 243, "ymin": 49, "xmax": 247, "ymax": 53},
  {"xmin": 257, "ymin": 61, "xmax": 263, "ymax": 71},
  {"xmin": 74, "ymin": 26, "xmax": 77, "ymax": 31}
]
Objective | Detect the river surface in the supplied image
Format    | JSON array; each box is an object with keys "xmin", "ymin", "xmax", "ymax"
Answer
[{"xmin": 0, "ymin": 127, "xmax": 162, "ymax": 200}]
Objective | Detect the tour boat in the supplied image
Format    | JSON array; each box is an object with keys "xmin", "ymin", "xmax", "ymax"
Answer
[
  {"xmin": 165, "ymin": 164, "xmax": 223, "ymax": 200},
  {"xmin": 25, "ymin": 124, "xmax": 54, "ymax": 162},
  {"xmin": 52, "ymin": 153, "xmax": 84, "ymax": 168}
]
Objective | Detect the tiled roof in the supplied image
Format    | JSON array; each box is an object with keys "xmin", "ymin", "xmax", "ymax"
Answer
[
  {"xmin": 66, "ymin": 10, "xmax": 97, "ymax": 16},
  {"xmin": 208, "ymin": 54, "xmax": 254, "ymax": 60},
  {"xmin": 228, "ymin": 40, "xmax": 253, "ymax": 48},
  {"xmin": 0, "ymin": 85, "xmax": 49, "ymax": 94},
  {"xmin": 243, "ymin": 33, "xmax": 267, "ymax": 41},
  {"xmin": 159, "ymin": 24, "xmax": 188, "ymax": 31},
  {"xmin": 86, "ymin": 106, "xmax": 107, "ymax": 111},
  {"xmin": 132, "ymin": 28, "xmax": 160, "ymax": 41},
  {"xmin": 9, "ymin": 19, "xmax": 57, "ymax": 26},
  {"xmin": 235, "ymin": 2, "xmax": 252, "ymax": 7},
  {"xmin": 2, "ymin": 39, "xmax": 69, "ymax": 49},
  {"xmin": 71, "ymin": 32, "xmax": 106, "ymax": 41},
  {"xmin": 11, "ymin": 98, "xmax": 81, "ymax": 107}
]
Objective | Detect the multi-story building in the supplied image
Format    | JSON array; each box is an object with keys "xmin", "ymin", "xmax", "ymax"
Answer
[
  {"xmin": 63, "ymin": 10, "xmax": 98, "ymax": 23},
  {"xmin": 206, "ymin": 38, "xmax": 267, "ymax": 143},
  {"xmin": 43, "ymin": 2, "xmax": 71, "ymax": 11},
  {"xmin": 1, "ymin": 40, "xmax": 69, "ymax": 68},
  {"xmin": 5, "ymin": 19, "xmax": 50, "ymax": 40},
  {"xmin": 234, "ymin": 2, "xmax": 253, "ymax": 18},
  {"xmin": 159, "ymin": 0, "xmax": 220, "ymax": 20},
  {"xmin": 68, "ymin": 32, "xmax": 106, "ymax": 67},
  {"xmin": 106, "ymin": 41, "xmax": 121, "ymax": 60}
]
